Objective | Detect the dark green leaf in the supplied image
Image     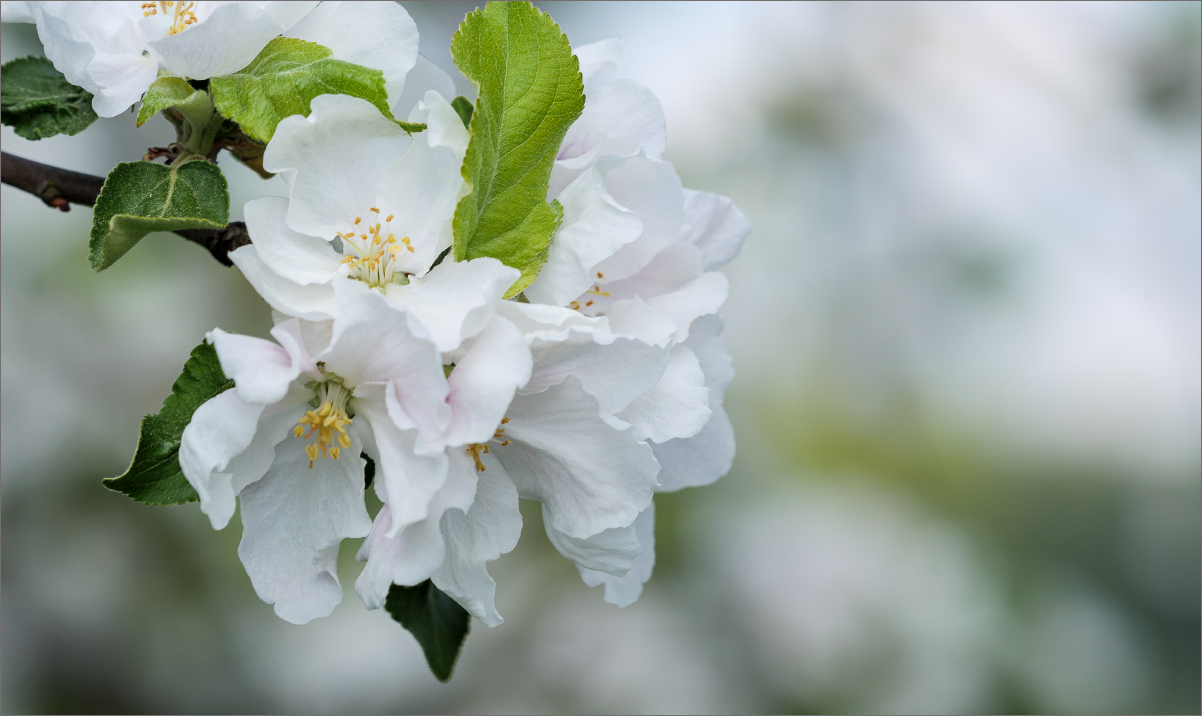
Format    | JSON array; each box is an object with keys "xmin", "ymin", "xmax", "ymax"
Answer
[
  {"xmin": 450, "ymin": 95, "xmax": 474, "ymax": 129},
  {"xmin": 89, "ymin": 159, "xmax": 230, "ymax": 270},
  {"xmin": 0, "ymin": 56, "xmax": 97, "ymax": 139},
  {"xmin": 385, "ymin": 580, "xmax": 470, "ymax": 682},
  {"xmin": 103, "ymin": 341, "xmax": 234, "ymax": 505},
  {"xmin": 450, "ymin": 1, "xmax": 584, "ymax": 298},
  {"xmin": 209, "ymin": 37, "xmax": 426, "ymax": 144}
]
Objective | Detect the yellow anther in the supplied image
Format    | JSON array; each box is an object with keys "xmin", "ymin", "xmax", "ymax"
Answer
[
  {"xmin": 305, "ymin": 443, "xmax": 319, "ymax": 461},
  {"xmin": 407, "ymin": 245, "xmax": 414, "ymax": 253},
  {"xmin": 388, "ymin": 245, "xmax": 402, "ymax": 254},
  {"xmin": 370, "ymin": 207, "xmax": 380, "ymax": 213},
  {"xmin": 596, "ymin": 271, "xmax": 605, "ymax": 279},
  {"xmin": 354, "ymin": 217, "xmax": 362, "ymax": 225},
  {"xmin": 338, "ymin": 433, "xmax": 352, "ymax": 449},
  {"xmin": 585, "ymin": 285, "xmax": 611, "ymax": 297},
  {"xmin": 387, "ymin": 236, "xmax": 397, "ymax": 243},
  {"xmin": 500, "ymin": 440, "xmax": 512, "ymax": 446},
  {"xmin": 329, "ymin": 446, "xmax": 340, "ymax": 460},
  {"xmin": 501, "ymin": 417, "xmax": 510, "ymax": 424},
  {"xmin": 318, "ymin": 402, "xmax": 332, "ymax": 417},
  {"xmin": 569, "ymin": 301, "xmax": 580, "ymax": 311},
  {"xmin": 585, "ymin": 300, "xmax": 594, "ymax": 307},
  {"xmin": 294, "ymin": 425, "xmax": 304, "ymax": 437},
  {"xmin": 466, "ymin": 443, "xmax": 489, "ymax": 471},
  {"xmin": 494, "ymin": 428, "xmax": 506, "ymax": 439},
  {"xmin": 386, "ymin": 214, "xmax": 394, "ymax": 222}
]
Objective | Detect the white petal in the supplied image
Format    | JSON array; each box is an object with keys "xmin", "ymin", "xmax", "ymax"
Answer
[
  {"xmin": 264, "ymin": 1, "xmax": 321, "ymax": 29},
  {"xmin": 353, "ymin": 385, "xmax": 448, "ymax": 534},
  {"xmin": 592, "ymin": 157, "xmax": 684, "ymax": 283},
  {"xmin": 578, "ymin": 502, "xmax": 656, "ymax": 607},
  {"xmin": 148, "ymin": 3, "xmax": 285, "ymax": 80},
  {"xmin": 678, "ymin": 188, "xmax": 750, "ymax": 271},
  {"xmin": 494, "ymin": 300, "xmax": 609, "ymax": 337},
  {"xmin": 544, "ymin": 505, "xmax": 640, "ymax": 576},
  {"xmin": 558, "ymin": 80, "xmax": 666, "ymax": 164},
  {"xmin": 207, "ymin": 322, "xmax": 313, "ymax": 405},
  {"xmin": 432, "ymin": 450, "xmax": 521, "ymax": 626},
  {"xmin": 640, "ymin": 271, "xmax": 729, "ymax": 344},
  {"xmin": 286, "ymin": 0, "xmax": 417, "ymax": 102},
  {"xmin": 618, "ymin": 344, "xmax": 711, "ymax": 444},
  {"xmin": 392, "ymin": 54, "xmax": 456, "ymax": 119},
  {"xmin": 589, "ymin": 242, "xmax": 704, "ymax": 309},
  {"xmin": 179, "ymin": 389, "xmax": 263, "ymax": 530},
  {"xmin": 244, "ymin": 197, "xmax": 344, "ymax": 284},
  {"xmin": 573, "ymin": 37, "xmax": 623, "ymax": 85},
  {"xmin": 237, "ymin": 429, "xmax": 372, "ymax": 624},
  {"xmin": 600, "ymin": 295, "xmax": 679, "ymax": 346},
  {"xmin": 355, "ymin": 448, "xmax": 476, "ymax": 609},
  {"xmin": 384, "ymin": 258, "xmax": 518, "ymax": 354},
  {"xmin": 440, "ymin": 315, "xmax": 531, "ymax": 448},
  {"xmin": 526, "ymin": 165, "xmax": 642, "ymax": 306},
  {"xmin": 231, "ymin": 246, "xmax": 340, "ymax": 321},
  {"xmin": 319, "ymin": 294, "xmax": 450, "ymax": 438},
  {"xmin": 264, "ymin": 94, "xmax": 412, "ymax": 240},
  {"xmin": 417, "ymin": 90, "xmax": 470, "ymax": 160},
  {"xmin": 524, "ymin": 328, "xmax": 668, "ymax": 417},
  {"xmin": 373, "ymin": 128, "xmax": 465, "ymax": 275},
  {"xmin": 497, "ymin": 377, "xmax": 658, "ymax": 539},
  {"xmin": 2, "ymin": 2, "xmax": 35, "ymax": 23}
]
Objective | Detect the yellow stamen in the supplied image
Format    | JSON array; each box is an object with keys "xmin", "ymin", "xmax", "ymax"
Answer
[{"xmin": 466, "ymin": 443, "xmax": 489, "ymax": 472}]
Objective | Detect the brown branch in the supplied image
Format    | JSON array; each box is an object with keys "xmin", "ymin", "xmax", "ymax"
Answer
[{"xmin": 1, "ymin": 151, "xmax": 249, "ymax": 265}]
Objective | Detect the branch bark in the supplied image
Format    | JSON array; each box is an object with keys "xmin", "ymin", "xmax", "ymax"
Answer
[{"xmin": 1, "ymin": 151, "xmax": 249, "ymax": 266}]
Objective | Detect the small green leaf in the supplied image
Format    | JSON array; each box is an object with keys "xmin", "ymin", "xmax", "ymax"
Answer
[
  {"xmin": 89, "ymin": 159, "xmax": 230, "ymax": 270},
  {"xmin": 0, "ymin": 56, "xmax": 97, "ymax": 139},
  {"xmin": 209, "ymin": 37, "xmax": 426, "ymax": 144},
  {"xmin": 103, "ymin": 341, "xmax": 234, "ymax": 505},
  {"xmin": 136, "ymin": 76, "xmax": 194, "ymax": 127},
  {"xmin": 385, "ymin": 580, "xmax": 471, "ymax": 682},
  {"xmin": 450, "ymin": 1, "xmax": 584, "ymax": 297},
  {"xmin": 450, "ymin": 95, "xmax": 474, "ymax": 129}
]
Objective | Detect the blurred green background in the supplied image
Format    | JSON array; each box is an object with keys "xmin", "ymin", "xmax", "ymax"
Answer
[{"xmin": 2, "ymin": 2, "xmax": 1199, "ymax": 713}]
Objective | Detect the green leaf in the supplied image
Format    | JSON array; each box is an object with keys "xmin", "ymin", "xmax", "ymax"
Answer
[
  {"xmin": 450, "ymin": 95, "xmax": 474, "ymax": 129},
  {"xmin": 89, "ymin": 159, "xmax": 230, "ymax": 270},
  {"xmin": 136, "ymin": 76, "xmax": 195, "ymax": 127},
  {"xmin": 0, "ymin": 56, "xmax": 97, "ymax": 139},
  {"xmin": 450, "ymin": 1, "xmax": 584, "ymax": 297},
  {"xmin": 209, "ymin": 37, "xmax": 426, "ymax": 144},
  {"xmin": 385, "ymin": 580, "xmax": 471, "ymax": 682},
  {"xmin": 103, "ymin": 341, "xmax": 234, "ymax": 505}
]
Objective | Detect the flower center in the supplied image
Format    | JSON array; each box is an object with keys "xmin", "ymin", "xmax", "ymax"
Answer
[
  {"xmin": 466, "ymin": 418, "xmax": 512, "ymax": 472},
  {"xmin": 295, "ymin": 378, "xmax": 353, "ymax": 468},
  {"xmin": 141, "ymin": 1, "xmax": 198, "ymax": 35},
  {"xmin": 338, "ymin": 208, "xmax": 414, "ymax": 289}
]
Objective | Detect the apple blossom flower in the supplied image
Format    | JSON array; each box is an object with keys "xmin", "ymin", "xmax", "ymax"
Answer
[
  {"xmin": 231, "ymin": 91, "xmax": 518, "ymax": 353},
  {"xmin": 178, "ymin": 291, "xmax": 455, "ymax": 624},
  {"xmin": 2, "ymin": 1, "xmax": 418, "ymax": 117}
]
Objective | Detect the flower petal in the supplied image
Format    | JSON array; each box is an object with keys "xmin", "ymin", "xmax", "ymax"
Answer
[
  {"xmin": 264, "ymin": 94, "xmax": 412, "ymax": 240},
  {"xmin": 179, "ymin": 389, "xmax": 262, "ymax": 530},
  {"xmin": 679, "ymin": 188, "xmax": 751, "ymax": 271},
  {"xmin": 353, "ymin": 384, "xmax": 449, "ymax": 534},
  {"xmin": 606, "ymin": 271, "xmax": 729, "ymax": 346},
  {"xmin": 578, "ymin": 502, "xmax": 656, "ymax": 607},
  {"xmin": 384, "ymin": 258, "xmax": 518, "ymax": 353},
  {"xmin": 207, "ymin": 321, "xmax": 314, "ymax": 405},
  {"xmin": 244, "ymin": 197, "xmax": 344, "ymax": 285},
  {"xmin": 230, "ymin": 246, "xmax": 340, "ymax": 322},
  {"xmin": 526, "ymin": 165, "xmax": 642, "ymax": 306},
  {"xmin": 617, "ymin": 344, "xmax": 711, "ymax": 444},
  {"xmin": 432, "ymin": 450, "xmax": 522, "ymax": 626},
  {"xmin": 524, "ymin": 328, "xmax": 668, "ymax": 417},
  {"xmin": 286, "ymin": 0, "xmax": 417, "ymax": 102},
  {"xmin": 440, "ymin": 315, "xmax": 531, "ymax": 448},
  {"xmin": 416, "ymin": 90, "xmax": 470, "ymax": 160},
  {"xmin": 544, "ymin": 505, "xmax": 640, "ymax": 576},
  {"xmin": 559, "ymin": 80, "xmax": 666, "ymax": 162},
  {"xmin": 497, "ymin": 377, "xmax": 658, "ymax": 540},
  {"xmin": 573, "ymin": 38, "xmax": 623, "ymax": 86},
  {"xmin": 355, "ymin": 448, "xmax": 476, "ymax": 609},
  {"xmin": 591, "ymin": 157, "xmax": 685, "ymax": 283},
  {"xmin": 237, "ymin": 428, "xmax": 372, "ymax": 624},
  {"xmin": 494, "ymin": 300, "xmax": 610, "ymax": 336},
  {"xmin": 148, "ymin": 2, "xmax": 294, "ymax": 80},
  {"xmin": 391, "ymin": 54, "xmax": 456, "ymax": 119}
]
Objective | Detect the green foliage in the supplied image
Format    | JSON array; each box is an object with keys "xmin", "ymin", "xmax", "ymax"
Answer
[
  {"xmin": 209, "ymin": 38, "xmax": 425, "ymax": 144},
  {"xmin": 0, "ymin": 56, "xmax": 97, "ymax": 139},
  {"xmin": 103, "ymin": 341, "xmax": 234, "ymax": 505},
  {"xmin": 89, "ymin": 159, "xmax": 229, "ymax": 271},
  {"xmin": 451, "ymin": 95, "xmax": 474, "ymax": 128},
  {"xmin": 385, "ymin": 580, "xmax": 471, "ymax": 682},
  {"xmin": 136, "ymin": 76, "xmax": 195, "ymax": 127},
  {"xmin": 450, "ymin": 1, "xmax": 585, "ymax": 298}
]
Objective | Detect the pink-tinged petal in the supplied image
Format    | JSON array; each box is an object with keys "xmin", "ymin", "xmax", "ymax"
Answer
[
  {"xmin": 618, "ymin": 344, "xmax": 711, "ymax": 444},
  {"xmin": 527, "ymin": 166, "xmax": 642, "ymax": 307},
  {"xmin": 287, "ymin": 1, "xmax": 417, "ymax": 103},
  {"xmin": 497, "ymin": 377, "xmax": 658, "ymax": 540},
  {"xmin": 179, "ymin": 389, "xmax": 264, "ymax": 529},
  {"xmin": 353, "ymin": 384, "xmax": 448, "ymax": 535},
  {"xmin": 524, "ymin": 328, "xmax": 668, "ymax": 417},
  {"xmin": 355, "ymin": 449, "xmax": 476, "ymax": 609},
  {"xmin": 207, "ymin": 324, "xmax": 309, "ymax": 406},
  {"xmin": 237, "ymin": 429, "xmax": 372, "ymax": 624},
  {"xmin": 544, "ymin": 506, "xmax": 640, "ymax": 576},
  {"xmin": 439, "ymin": 315, "xmax": 531, "ymax": 448},
  {"xmin": 244, "ymin": 197, "xmax": 344, "ymax": 285},
  {"xmin": 432, "ymin": 450, "xmax": 522, "ymax": 626},
  {"xmin": 392, "ymin": 54, "xmax": 456, "ymax": 119},
  {"xmin": 578, "ymin": 502, "xmax": 656, "ymax": 606},
  {"xmin": 148, "ymin": 3, "xmax": 287, "ymax": 80},
  {"xmin": 383, "ymin": 258, "xmax": 518, "ymax": 353},
  {"xmin": 230, "ymin": 246, "xmax": 340, "ymax": 322},
  {"xmin": 319, "ymin": 293, "xmax": 450, "ymax": 437},
  {"xmin": 592, "ymin": 157, "xmax": 685, "ymax": 283},
  {"xmin": 264, "ymin": 94, "xmax": 412, "ymax": 240},
  {"xmin": 678, "ymin": 188, "xmax": 750, "ymax": 271}
]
